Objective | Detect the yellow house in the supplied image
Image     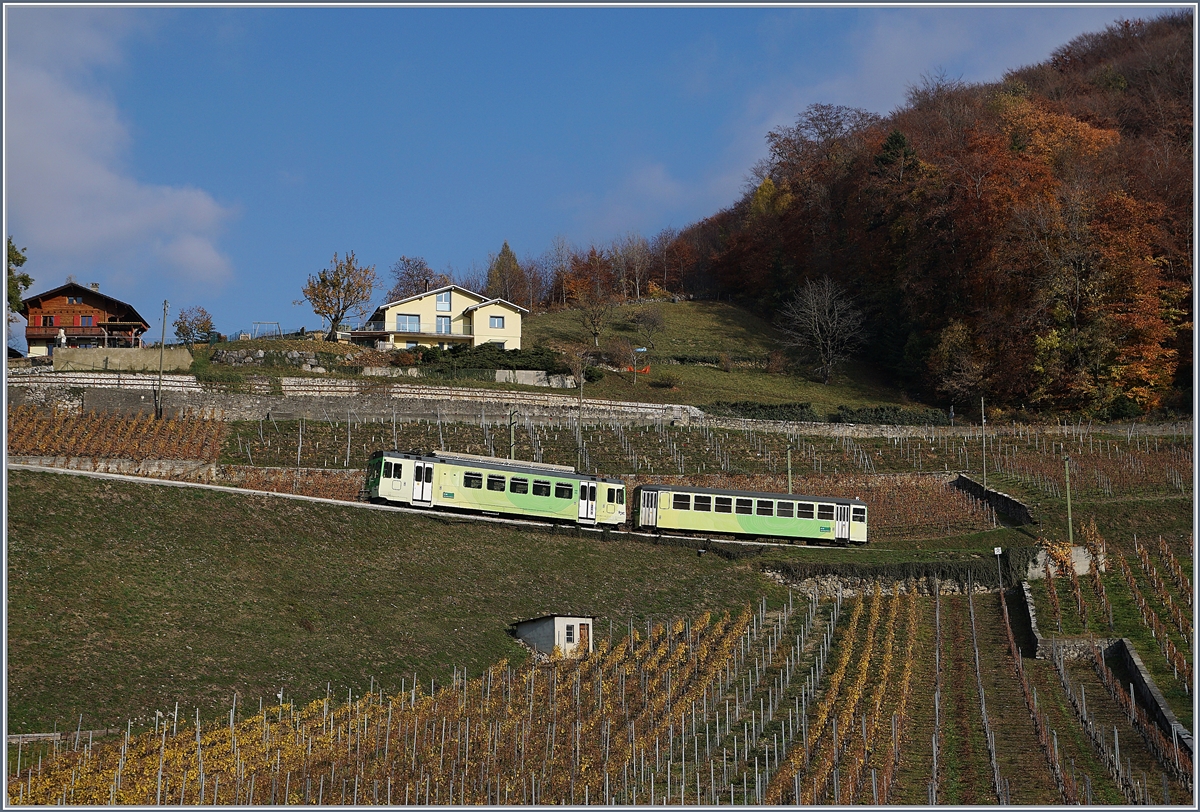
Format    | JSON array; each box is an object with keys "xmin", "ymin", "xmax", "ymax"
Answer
[{"xmin": 351, "ymin": 285, "xmax": 526, "ymax": 350}]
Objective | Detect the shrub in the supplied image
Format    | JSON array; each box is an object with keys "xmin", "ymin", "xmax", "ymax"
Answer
[
  {"xmin": 584, "ymin": 366, "xmax": 605, "ymax": 383},
  {"xmin": 766, "ymin": 350, "xmax": 789, "ymax": 374},
  {"xmin": 718, "ymin": 352, "xmax": 734, "ymax": 373},
  {"xmin": 830, "ymin": 405, "xmax": 950, "ymax": 426},
  {"xmin": 649, "ymin": 371, "xmax": 682, "ymax": 389},
  {"xmin": 705, "ymin": 401, "xmax": 822, "ymax": 422}
]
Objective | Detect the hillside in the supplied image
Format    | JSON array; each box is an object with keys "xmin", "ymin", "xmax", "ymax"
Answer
[
  {"xmin": 665, "ymin": 11, "xmax": 1192, "ymax": 418},
  {"xmin": 6, "ymin": 469, "xmax": 779, "ymax": 734}
]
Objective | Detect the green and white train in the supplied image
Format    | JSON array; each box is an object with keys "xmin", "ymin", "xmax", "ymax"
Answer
[
  {"xmin": 632, "ymin": 484, "xmax": 867, "ymax": 545},
  {"xmin": 366, "ymin": 450, "xmax": 627, "ymax": 526},
  {"xmin": 366, "ymin": 450, "xmax": 868, "ymax": 545}
]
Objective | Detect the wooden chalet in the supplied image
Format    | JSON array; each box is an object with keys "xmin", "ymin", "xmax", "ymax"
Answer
[{"xmin": 20, "ymin": 282, "xmax": 150, "ymax": 357}]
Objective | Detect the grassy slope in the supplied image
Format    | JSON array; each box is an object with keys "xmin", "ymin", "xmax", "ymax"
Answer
[
  {"xmin": 6, "ymin": 470, "xmax": 782, "ymax": 734},
  {"xmin": 524, "ymin": 301, "xmax": 911, "ymax": 412}
]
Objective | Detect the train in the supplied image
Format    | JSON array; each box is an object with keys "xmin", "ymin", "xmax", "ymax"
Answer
[{"xmin": 365, "ymin": 450, "xmax": 868, "ymax": 545}]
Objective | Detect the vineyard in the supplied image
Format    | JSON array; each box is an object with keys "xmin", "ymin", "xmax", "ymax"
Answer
[
  {"xmin": 6, "ymin": 405, "xmax": 224, "ymax": 462},
  {"xmin": 8, "ymin": 591, "xmax": 1192, "ymax": 806}
]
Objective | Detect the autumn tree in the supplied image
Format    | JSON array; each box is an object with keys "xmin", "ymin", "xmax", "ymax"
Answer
[
  {"xmin": 297, "ymin": 251, "xmax": 378, "ymax": 340},
  {"xmin": 387, "ymin": 255, "xmax": 450, "ymax": 301},
  {"xmin": 173, "ymin": 306, "xmax": 214, "ymax": 349},
  {"xmin": 778, "ymin": 277, "xmax": 866, "ymax": 384},
  {"xmin": 7, "ymin": 236, "xmax": 31, "ymax": 320}
]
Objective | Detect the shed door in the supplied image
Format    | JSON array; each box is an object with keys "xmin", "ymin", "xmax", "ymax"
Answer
[
  {"xmin": 640, "ymin": 490, "xmax": 658, "ymax": 528},
  {"xmin": 578, "ymin": 623, "xmax": 590, "ymax": 654},
  {"xmin": 412, "ymin": 461, "xmax": 434, "ymax": 505},
  {"xmin": 577, "ymin": 482, "xmax": 597, "ymax": 524},
  {"xmin": 835, "ymin": 504, "xmax": 850, "ymax": 541}
]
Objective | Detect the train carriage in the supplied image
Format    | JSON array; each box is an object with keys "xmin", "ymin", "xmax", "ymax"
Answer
[
  {"xmin": 634, "ymin": 484, "xmax": 867, "ymax": 545},
  {"xmin": 366, "ymin": 450, "xmax": 626, "ymax": 527}
]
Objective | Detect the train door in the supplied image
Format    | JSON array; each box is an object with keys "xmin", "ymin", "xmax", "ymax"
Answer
[
  {"xmin": 835, "ymin": 503, "xmax": 850, "ymax": 542},
  {"xmin": 412, "ymin": 461, "xmax": 434, "ymax": 505},
  {"xmin": 640, "ymin": 490, "xmax": 658, "ymax": 528},
  {"xmin": 577, "ymin": 481, "xmax": 597, "ymax": 524}
]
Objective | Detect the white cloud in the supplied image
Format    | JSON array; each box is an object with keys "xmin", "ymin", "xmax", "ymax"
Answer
[{"xmin": 4, "ymin": 8, "xmax": 235, "ymax": 291}]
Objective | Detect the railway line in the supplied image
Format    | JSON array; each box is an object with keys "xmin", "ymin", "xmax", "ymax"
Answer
[{"xmin": 8, "ymin": 463, "xmax": 862, "ymax": 552}]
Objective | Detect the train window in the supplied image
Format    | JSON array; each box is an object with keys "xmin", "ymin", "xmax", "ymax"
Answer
[
  {"xmin": 756, "ymin": 500, "xmax": 774, "ymax": 516},
  {"xmin": 425, "ymin": 466, "xmax": 433, "ymax": 483},
  {"xmin": 735, "ymin": 498, "xmax": 753, "ymax": 515},
  {"xmin": 852, "ymin": 507, "xmax": 866, "ymax": 522},
  {"xmin": 797, "ymin": 503, "xmax": 815, "ymax": 519},
  {"xmin": 673, "ymin": 493, "xmax": 691, "ymax": 510},
  {"xmin": 464, "ymin": 472, "xmax": 483, "ymax": 489},
  {"xmin": 617, "ymin": 488, "xmax": 625, "ymax": 505},
  {"xmin": 510, "ymin": 477, "xmax": 529, "ymax": 494},
  {"xmin": 487, "ymin": 474, "xmax": 506, "ymax": 491},
  {"xmin": 606, "ymin": 487, "xmax": 615, "ymax": 504},
  {"xmin": 818, "ymin": 504, "xmax": 835, "ymax": 520},
  {"xmin": 777, "ymin": 501, "xmax": 794, "ymax": 518},
  {"xmin": 555, "ymin": 482, "xmax": 574, "ymax": 499},
  {"xmin": 693, "ymin": 495, "xmax": 711, "ymax": 512},
  {"xmin": 715, "ymin": 497, "xmax": 733, "ymax": 513},
  {"xmin": 533, "ymin": 480, "xmax": 551, "ymax": 497},
  {"xmin": 383, "ymin": 461, "xmax": 393, "ymax": 478}
]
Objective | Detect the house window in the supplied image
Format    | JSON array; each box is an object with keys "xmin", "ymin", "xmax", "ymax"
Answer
[
  {"xmin": 797, "ymin": 503, "xmax": 815, "ymax": 519},
  {"xmin": 818, "ymin": 504, "xmax": 836, "ymax": 521},
  {"xmin": 405, "ymin": 341, "xmax": 418, "ymax": 349},
  {"xmin": 41, "ymin": 315, "xmax": 55, "ymax": 327},
  {"xmin": 509, "ymin": 477, "xmax": 529, "ymax": 494},
  {"xmin": 396, "ymin": 314, "xmax": 420, "ymax": 332},
  {"xmin": 672, "ymin": 493, "xmax": 691, "ymax": 510},
  {"xmin": 693, "ymin": 495, "xmax": 711, "ymax": 511},
  {"xmin": 67, "ymin": 296, "xmax": 82, "ymax": 304},
  {"xmin": 81, "ymin": 315, "xmax": 93, "ymax": 327},
  {"xmin": 464, "ymin": 472, "xmax": 483, "ymax": 489},
  {"xmin": 436, "ymin": 291, "xmax": 451, "ymax": 312},
  {"xmin": 533, "ymin": 480, "xmax": 551, "ymax": 497},
  {"xmin": 487, "ymin": 474, "xmax": 506, "ymax": 491},
  {"xmin": 489, "ymin": 315, "xmax": 504, "ymax": 329},
  {"xmin": 554, "ymin": 482, "xmax": 573, "ymax": 499},
  {"xmin": 565, "ymin": 624, "xmax": 575, "ymax": 644},
  {"xmin": 714, "ymin": 497, "xmax": 733, "ymax": 514},
  {"xmin": 436, "ymin": 316, "xmax": 451, "ymax": 334}
]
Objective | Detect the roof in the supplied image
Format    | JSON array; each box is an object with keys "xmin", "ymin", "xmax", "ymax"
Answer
[
  {"xmin": 19, "ymin": 282, "xmax": 151, "ymax": 329},
  {"xmin": 634, "ymin": 483, "xmax": 867, "ymax": 506},
  {"xmin": 513, "ymin": 614, "xmax": 595, "ymax": 628},
  {"xmin": 461, "ymin": 297, "xmax": 529, "ymax": 315},
  {"xmin": 370, "ymin": 449, "xmax": 624, "ymax": 484},
  {"xmin": 370, "ymin": 284, "xmax": 488, "ymax": 318}
]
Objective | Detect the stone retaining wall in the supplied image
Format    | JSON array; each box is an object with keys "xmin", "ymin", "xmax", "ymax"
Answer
[
  {"xmin": 951, "ymin": 474, "xmax": 1034, "ymax": 525},
  {"xmin": 8, "ymin": 456, "xmax": 218, "ymax": 479}
]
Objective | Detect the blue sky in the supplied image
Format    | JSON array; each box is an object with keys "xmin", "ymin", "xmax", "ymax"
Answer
[{"xmin": 4, "ymin": 4, "xmax": 1173, "ymax": 346}]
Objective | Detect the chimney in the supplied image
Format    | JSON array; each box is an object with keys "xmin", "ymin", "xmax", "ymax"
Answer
[
  {"xmin": 89, "ymin": 282, "xmax": 100, "ymax": 292},
  {"xmin": 424, "ymin": 278, "xmax": 430, "ymax": 293}
]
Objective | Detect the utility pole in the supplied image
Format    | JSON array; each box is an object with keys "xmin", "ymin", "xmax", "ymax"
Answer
[
  {"xmin": 787, "ymin": 445, "xmax": 795, "ymax": 494},
  {"xmin": 980, "ymin": 396, "xmax": 987, "ymax": 490},
  {"xmin": 1064, "ymin": 456, "xmax": 1074, "ymax": 546},
  {"xmin": 508, "ymin": 409, "xmax": 520, "ymax": 460},
  {"xmin": 156, "ymin": 300, "xmax": 169, "ymax": 419}
]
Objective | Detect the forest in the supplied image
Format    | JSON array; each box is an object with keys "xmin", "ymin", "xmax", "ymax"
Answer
[{"xmin": 464, "ymin": 12, "xmax": 1191, "ymax": 419}]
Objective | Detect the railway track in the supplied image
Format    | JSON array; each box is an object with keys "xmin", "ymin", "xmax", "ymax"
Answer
[{"xmin": 9, "ymin": 463, "xmax": 865, "ymax": 552}]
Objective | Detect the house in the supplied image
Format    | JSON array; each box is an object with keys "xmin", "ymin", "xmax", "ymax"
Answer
[
  {"xmin": 350, "ymin": 285, "xmax": 526, "ymax": 350},
  {"xmin": 513, "ymin": 615, "xmax": 595, "ymax": 658},
  {"xmin": 19, "ymin": 282, "xmax": 150, "ymax": 357}
]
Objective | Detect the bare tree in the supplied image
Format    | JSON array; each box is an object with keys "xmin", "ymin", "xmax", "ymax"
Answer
[
  {"xmin": 618, "ymin": 232, "xmax": 652, "ymax": 300},
  {"xmin": 607, "ymin": 336, "xmax": 639, "ymax": 385},
  {"xmin": 553, "ymin": 341, "xmax": 594, "ymax": 411},
  {"xmin": 778, "ymin": 277, "xmax": 865, "ymax": 384},
  {"xmin": 543, "ymin": 235, "xmax": 573, "ymax": 307},
  {"xmin": 387, "ymin": 256, "xmax": 451, "ymax": 301},
  {"xmin": 576, "ymin": 286, "xmax": 616, "ymax": 347},
  {"xmin": 631, "ymin": 304, "xmax": 665, "ymax": 349},
  {"xmin": 173, "ymin": 306, "xmax": 214, "ymax": 349}
]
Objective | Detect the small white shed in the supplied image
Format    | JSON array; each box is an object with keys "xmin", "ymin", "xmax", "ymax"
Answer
[{"xmin": 513, "ymin": 615, "xmax": 595, "ymax": 658}]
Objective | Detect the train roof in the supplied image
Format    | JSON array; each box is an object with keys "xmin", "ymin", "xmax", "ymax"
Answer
[
  {"xmin": 370, "ymin": 449, "xmax": 625, "ymax": 484},
  {"xmin": 633, "ymin": 483, "xmax": 867, "ymax": 506}
]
